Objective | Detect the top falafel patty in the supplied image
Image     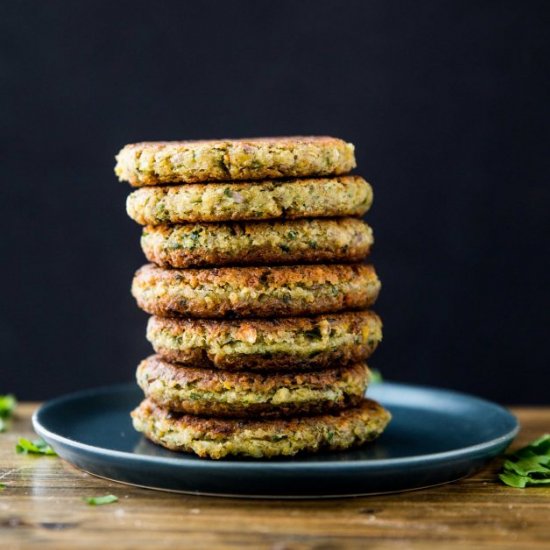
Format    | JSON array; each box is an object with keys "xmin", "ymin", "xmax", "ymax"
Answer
[{"xmin": 115, "ymin": 136, "xmax": 356, "ymax": 186}]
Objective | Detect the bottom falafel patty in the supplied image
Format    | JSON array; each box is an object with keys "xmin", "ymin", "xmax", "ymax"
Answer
[
  {"xmin": 136, "ymin": 355, "xmax": 371, "ymax": 418},
  {"xmin": 131, "ymin": 397, "xmax": 391, "ymax": 459},
  {"xmin": 147, "ymin": 311, "xmax": 382, "ymax": 370}
]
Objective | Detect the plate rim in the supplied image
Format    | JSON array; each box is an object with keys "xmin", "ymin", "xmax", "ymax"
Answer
[{"xmin": 32, "ymin": 381, "xmax": 519, "ymax": 471}]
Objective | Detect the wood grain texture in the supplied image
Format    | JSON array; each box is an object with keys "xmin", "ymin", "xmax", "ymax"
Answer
[{"xmin": 0, "ymin": 404, "xmax": 549, "ymax": 549}]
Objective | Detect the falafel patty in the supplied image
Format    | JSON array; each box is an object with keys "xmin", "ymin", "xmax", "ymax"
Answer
[
  {"xmin": 126, "ymin": 176, "xmax": 372, "ymax": 225},
  {"xmin": 131, "ymin": 397, "xmax": 391, "ymax": 459},
  {"xmin": 141, "ymin": 218, "xmax": 373, "ymax": 268},
  {"xmin": 136, "ymin": 355, "xmax": 370, "ymax": 418},
  {"xmin": 115, "ymin": 136, "xmax": 356, "ymax": 186},
  {"xmin": 132, "ymin": 263, "xmax": 381, "ymax": 318},
  {"xmin": 147, "ymin": 311, "xmax": 382, "ymax": 370}
]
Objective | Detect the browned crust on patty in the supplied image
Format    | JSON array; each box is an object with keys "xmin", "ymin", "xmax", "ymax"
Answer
[
  {"xmin": 115, "ymin": 136, "xmax": 356, "ymax": 186},
  {"xmin": 147, "ymin": 311, "xmax": 382, "ymax": 370},
  {"xmin": 140, "ymin": 218, "xmax": 373, "ymax": 268},
  {"xmin": 132, "ymin": 263, "xmax": 381, "ymax": 319},
  {"xmin": 136, "ymin": 355, "xmax": 369, "ymax": 418}
]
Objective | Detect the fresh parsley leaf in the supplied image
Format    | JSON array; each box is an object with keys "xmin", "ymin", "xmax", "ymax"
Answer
[
  {"xmin": 15, "ymin": 437, "xmax": 57, "ymax": 456},
  {"xmin": 499, "ymin": 434, "xmax": 550, "ymax": 488},
  {"xmin": 83, "ymin": 495, "xmax": 118, "ymax": 506},
  {"xmin": 0, "ymin": 394, "xmax": 16, "ymax": 417},
  {"xmin": 369, "ymin": 369, "xmax": 383, "ymax": 384},
  {"xmin": 500, "ymin": 472, "xmax": 550, "ymax": 488},
  {"xmin": 0, "ymin": 483, "xmax": 5, "ymax": 490},
  {"xmin": 0, "ymin": 394, "xmax": 16, "ymax": 432}
]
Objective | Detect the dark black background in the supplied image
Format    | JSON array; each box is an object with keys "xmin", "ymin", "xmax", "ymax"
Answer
[{"xmin": 2, "ymin": 1, "xmax": 549, "ymax": 403}]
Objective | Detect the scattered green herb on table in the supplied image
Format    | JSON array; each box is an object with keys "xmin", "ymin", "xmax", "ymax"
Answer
[
  {"xmin": 83, "ymin": 495, "xmax": 118, "ymax": 506},
  {"xmin": 16, "ymin": 438, "xmax": 57, "ymax": 456},
  {"xmin": 499, "ymin": 434, "xmax": 550, "ymax": 488},
  {"xmin": 369, "ymin": 370, "xmax": 383, "ymax": 384},
  {"xmin": 0, "ymin": 394, "xmax": 17, "ymax": 432},
  {"xmin": 0, "ymin": 483, "xmax": 5, "ymax": 490}
]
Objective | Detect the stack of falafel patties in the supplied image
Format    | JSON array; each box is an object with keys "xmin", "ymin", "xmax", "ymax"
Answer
[{"xmin": 115, "ymin": 136, "xmax": 391, "ymax": 459}]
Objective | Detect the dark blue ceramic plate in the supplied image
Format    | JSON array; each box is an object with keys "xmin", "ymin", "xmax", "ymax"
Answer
[{"xmin": 33, "ymin": 382, "xmax": 518, "ymax": 498}]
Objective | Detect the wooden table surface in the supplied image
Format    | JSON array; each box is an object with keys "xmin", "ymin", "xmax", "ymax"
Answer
[{"xmin": 0, "ymin": 404, "xmax": 548, "ymax": 549}]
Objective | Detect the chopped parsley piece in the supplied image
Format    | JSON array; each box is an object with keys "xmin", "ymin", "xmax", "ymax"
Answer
[
  {"xmin": 279, "ymin": 244, "xmax": 290, "ymax": 253},
  {"xmin": 155, "ymin": 202, "xmax": 169, "ymax": 221},
  {"xmin": 186, "ymin": 229, "xmax": 202, "ymax": 250},
  {"xmin": 16, "ymin": 438, "xmax": 57, "ymax": 456},
  {"xmin": 223, "ymin": 188, "xmax": 233, "ymax": 197},
  {"xmin": 0, "ymin": 394, "xmax": 16, "ymax": 432},
  {"xmin": 286, "ymin": 230, "xmax": 298, "ymax": 240},
  {"xmin": 499, "ymin": 434, "xmax": 550, "ymax": 488},
  {"xmin": 83, "ymin": 494, "xmax": 119, "ymax": 506},
  {"xmin": 369, "ymin": 369, "xmax": 383, "ymax": 384}
]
